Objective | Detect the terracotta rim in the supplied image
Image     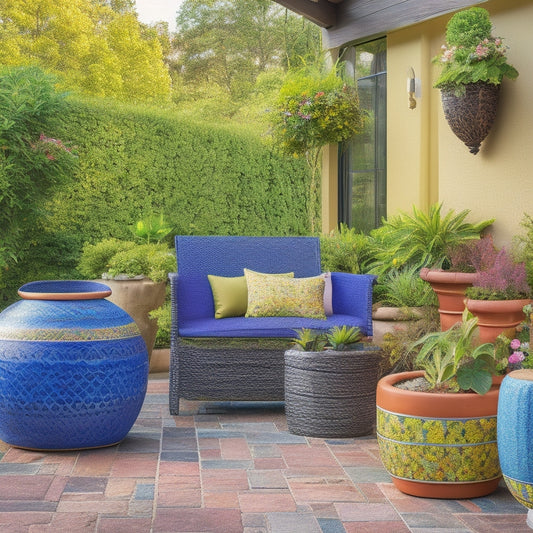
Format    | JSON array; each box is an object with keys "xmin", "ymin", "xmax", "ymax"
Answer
[
  {"xmin": 392, "ymin": 477, "xmax": 501, "ymax": 500},
  {"xmin": 376, "ymin": 370, "xmax": 501, "ymax": 418},
  {"xmin": 419, "ymin": 267, "xmax": 478, "ymax": 285},
  {"xmin": 465, "ymin": 298, "xmax": 532, "ymax": 312},
  {"xmin": 18, "ymin": 281, "xmax": 112, "ymax": 301}
]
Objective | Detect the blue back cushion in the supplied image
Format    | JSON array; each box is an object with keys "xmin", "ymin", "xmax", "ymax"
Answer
[{"xmin": 176, "ymin": 236, "xmax": 322, "ymax": 321}]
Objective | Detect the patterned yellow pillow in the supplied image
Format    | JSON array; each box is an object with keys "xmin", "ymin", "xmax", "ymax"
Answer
[{"xmin": 244, "ymin": 269, "xmax": 326, "ymax": 319}]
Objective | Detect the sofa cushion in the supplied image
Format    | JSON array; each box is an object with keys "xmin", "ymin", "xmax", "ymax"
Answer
[
  {"xmin": 208, "ymin": 271, "xmax": 294, "ymax": 319},
  {"xmin": 178, "ymin": 314, "xmax": 368, "ymax": 338},
  {"xmin": 244, "ymin": 269, "xmax": 326, "ymax": 319}
]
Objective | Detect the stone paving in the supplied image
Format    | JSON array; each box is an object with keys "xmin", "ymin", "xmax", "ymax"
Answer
[{"xmin": 0, "ymin": 375, "xmax": 530, "ymax": 533}]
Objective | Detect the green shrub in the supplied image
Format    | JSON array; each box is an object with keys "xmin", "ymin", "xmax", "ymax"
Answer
[
  {"xmin": 320, "ymin": 224, "xmax": 369, "ymax": 274},
  {"xmin": 375, "ymin": 266, "xmax": 436, "ymax": 308}
]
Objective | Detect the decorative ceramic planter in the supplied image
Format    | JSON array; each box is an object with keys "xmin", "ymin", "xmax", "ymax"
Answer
[
  {"xmin": 372, "ymin": 306, "xmax": 425, "ymax": 346},
  {"xmin": 465, "ymin": 298, "xmax": 532, "ymax": 343},
  {"xmin": 284, "ymin": 346, "xmax": 382, "ymax": 438},
  {"xmin": 104, "ymin": 278, "xmax": 166, "ymax": 361},
  {"xmin": 420, "ymin": 268, "xmax": 477, "ymax": 331},
  {"xmin": 440, "ymin": 81, "xmax": 500, "ymax": 155},
  {"xmin": 498, "ymin": 370, "xmax": 533, "ymax": 528},
  {"xmin": 376, "ymin": 370, "xmax": 501, "ymax": 499},
  {"xmin": 0, "ymin": 280, "xmax": 149, "ymax": 450}
]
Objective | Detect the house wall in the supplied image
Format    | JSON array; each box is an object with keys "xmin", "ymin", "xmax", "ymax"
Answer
[{"xmin": 386, "ymin": 0, "xmax": 532, "ymax": 246}]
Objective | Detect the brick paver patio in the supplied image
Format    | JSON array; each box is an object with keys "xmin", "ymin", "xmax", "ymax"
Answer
[{"xmin": 0, "ymin": 375, "xmax": 529, "ymax": 532}]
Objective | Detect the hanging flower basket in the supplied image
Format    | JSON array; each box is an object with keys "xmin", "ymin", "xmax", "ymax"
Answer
[{"xmin": 441, "ymin": 82, "xmax": 500, "ymax": 154}]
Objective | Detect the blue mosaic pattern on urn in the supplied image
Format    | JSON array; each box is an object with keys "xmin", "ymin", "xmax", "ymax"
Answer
[{"xmin": 0, "ymin": 282, "xmax": 149, "ymax": 450}]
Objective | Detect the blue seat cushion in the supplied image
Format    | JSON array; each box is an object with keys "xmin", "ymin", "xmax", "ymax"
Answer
[{"xmin": 178, "ymin": 314, "xmax": 370, "ymax": 338}]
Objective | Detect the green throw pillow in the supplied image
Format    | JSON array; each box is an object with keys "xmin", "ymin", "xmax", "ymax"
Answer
[
  {"xmin": 244, "ymin": 269, "xmax": 326, "ymax": 319},
  {"xmin": 208, "ymin": 270, "xmax": 294, "ymax": 319}
]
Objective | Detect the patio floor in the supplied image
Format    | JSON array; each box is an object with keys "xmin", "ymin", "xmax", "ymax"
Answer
[{"xmin": 0, "ymin": 374, "xmax": 529, "ymax": 533}]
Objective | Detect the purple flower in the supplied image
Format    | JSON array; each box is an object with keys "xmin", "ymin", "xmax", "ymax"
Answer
[
  {"xmin": 510, "ymin": 338, "xmax": 522, "ymax": 350},
  {"xmin": 509, "ymin": 351, "xmax": 525, "ymax": 364}
]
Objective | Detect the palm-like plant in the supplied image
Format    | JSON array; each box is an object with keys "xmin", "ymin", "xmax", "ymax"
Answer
[{"xmin": 368, "ymin": 203, "xmax": 494, "ymax": 274}]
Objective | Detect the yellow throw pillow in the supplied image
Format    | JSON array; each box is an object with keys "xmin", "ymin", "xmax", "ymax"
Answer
[
  {"xmin": 208, "ymin": 270, "xmax": 294, "ymax": 319},
  {"xmin": 244, "ymin": 269, "xmax": 326, "ymax": 319},
  {"xmin": 208, "ymin": 275, "xmax": 248, "ymax": 318}
]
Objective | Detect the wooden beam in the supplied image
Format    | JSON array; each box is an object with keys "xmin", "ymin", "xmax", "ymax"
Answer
[
  {"xmin": 274, "ymin": 0, "xmax": 337, "ymax": 28},
  {"xmin": 324, "ymin": 0, "xmax": 487, "ymax": 49}
]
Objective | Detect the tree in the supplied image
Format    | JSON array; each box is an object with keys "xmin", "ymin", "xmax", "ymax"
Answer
[
  {"xmin": 0, "ymin": 0, "xmax": 171, "ymax": 102},
  {"xmin": 172, "ymin": 0, "xmax": 321, "ymax": 117}
]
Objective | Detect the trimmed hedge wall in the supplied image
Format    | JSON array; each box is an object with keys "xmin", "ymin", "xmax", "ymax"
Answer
[{"xmin": 1, "ymin": 98, "xmax": 311, "ymax": 306}]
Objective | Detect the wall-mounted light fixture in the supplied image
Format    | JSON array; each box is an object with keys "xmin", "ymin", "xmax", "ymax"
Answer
[{"xmin": 407, "ymin": 67, "xmax": 421, "ymax": 110}]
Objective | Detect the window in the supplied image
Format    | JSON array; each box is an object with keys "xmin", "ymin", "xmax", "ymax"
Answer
[{"xmin": 338, "ymin": 38, "xmax": 386, "ymax": 233}]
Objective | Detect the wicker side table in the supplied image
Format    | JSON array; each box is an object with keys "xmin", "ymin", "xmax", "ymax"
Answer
[{"xmin": 284, "ymin": 346, "xmax": 382, "ymax": 438}]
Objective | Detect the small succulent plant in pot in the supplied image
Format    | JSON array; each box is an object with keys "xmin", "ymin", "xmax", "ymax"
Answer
[{"xmin": 285, "ymin": 325, "xmax": 382, "ymax": 438}]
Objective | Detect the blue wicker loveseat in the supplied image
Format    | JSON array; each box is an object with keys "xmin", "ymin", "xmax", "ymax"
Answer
[{"xmin": 169, "ymin": 235, "xmax": 376, "ymax": 414}]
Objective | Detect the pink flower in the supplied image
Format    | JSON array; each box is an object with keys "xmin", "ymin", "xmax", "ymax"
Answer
[
  {"xmin": 509, "ymin": 351, "xmax": 525, "ymax": 364},
  {"xmin": 510, "ymin": 338, "xmax": 522, "ymax": 350}
]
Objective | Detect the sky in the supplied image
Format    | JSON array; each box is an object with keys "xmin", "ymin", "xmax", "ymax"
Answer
[{"xmin": 135, "ymin": 0, "xmax": 184, "ymax": 32}]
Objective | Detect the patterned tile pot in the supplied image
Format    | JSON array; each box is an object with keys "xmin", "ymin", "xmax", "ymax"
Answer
[
  {"xmin": 497, "ymin": 370, "xmax": 533, "ymax": 527},
  {"xmin": 420, "ymin": 268, "xmax": 477, "ymax": 331},
  {"xmin": 0, "ymin": 281, "xmax": 149, "ymax": 450},
  {"xmin": 376, "ymin": 370, "xmax": 502, "ymax": 499}
]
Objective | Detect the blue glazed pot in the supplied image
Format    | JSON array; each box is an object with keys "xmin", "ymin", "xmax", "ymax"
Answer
[
  {"xmin": 497, "ymin": 369, "xmax": 533, "ymax": 524},
  {"xmin": 0, "ymin": 281, "xmax": 149, "ymax": 450}
]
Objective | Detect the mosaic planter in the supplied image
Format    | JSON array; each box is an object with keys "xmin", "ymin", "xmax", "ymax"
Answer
[
  {"xmin": 0, "ymin": 281, "xmax": 149, "ymax": 450},
  {"xmin": 498, "ymin": 370, "xmax": 533, "ymax": 528},
  {"xmin": 377, "ymin": 370, "xmax": 501, "ymax": 499}
]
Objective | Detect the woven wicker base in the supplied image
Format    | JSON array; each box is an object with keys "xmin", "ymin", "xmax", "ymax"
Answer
[{"xmin": 284, "ymin": 348, "xmax": 381, "ymax": 438}]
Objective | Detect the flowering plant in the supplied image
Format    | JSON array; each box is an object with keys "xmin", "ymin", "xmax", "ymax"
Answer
[
  {"xmin": 433, "ymin": 7, "xmax": 518, "ymax": 94},
  {"xmin": 465, "ymin": 247, "xmax": 531, "ymax": 301},
  {"xmin": 496, "ymin": 304, "xmax": 533, "ymax": 368}
]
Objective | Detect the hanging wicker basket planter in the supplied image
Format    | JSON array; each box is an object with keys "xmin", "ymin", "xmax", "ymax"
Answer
[{"xmin": 441, "ymin": 81, "xmax": 500, "ymax": 155}]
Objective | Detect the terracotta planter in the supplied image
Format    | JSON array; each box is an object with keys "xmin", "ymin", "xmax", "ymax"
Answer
[
  {"xmin": 376, "ymin": 370, "xmax": 501, "ymax": 499},
  {"xmin": 440, "ymin": 81, "xmax": 500, "ymax": 155},
  {"xmin": 420, "ymin": 268, "xmax": 477, "ymax": 331},
  {"xmin": 103, "ymin": 278, "xmax": 166, "ymax": 361},
  {"xmin": 372, "ymin": 306, "xmax": 425, "ymax": 346},
  {"xmin": 465, "ymin": 298, "xmax": 532, "ymax": 343}
]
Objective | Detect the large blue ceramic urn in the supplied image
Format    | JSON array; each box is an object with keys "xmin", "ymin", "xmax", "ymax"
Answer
[{"xmin": 0, "ymin": 281, "xmax": 149, "ymax": 450}]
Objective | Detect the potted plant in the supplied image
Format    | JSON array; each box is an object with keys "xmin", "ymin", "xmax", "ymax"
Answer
[
  {"xmin": 372, "ymin": 265, "xmax": 435, "ymax": 346},
  {"xmin": 421, "ymin": 235, "xmax": 497, "ymax": 330},
  {"xmin": 465, "ymin": 248, "xmax": 532, "ymax": 343},
  {"xmin": 376, "ymin": 310, "xmax": 506, "ymax": 499},
  {"xmin": 78, "ymin": 216, "xmax": 176, "ymax": 360},
  {"xmin": 433, "ymin": 7, "xmax": 519, "ymax": 154},
  {"xmin": 284, "ymin": 326, "xmax": 383, "ymax": 438}
]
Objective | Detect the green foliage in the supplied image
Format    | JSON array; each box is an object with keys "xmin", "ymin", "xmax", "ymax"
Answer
[
  {"xmin": 78, "ymin": 239, "xmax": 175, "ymax": 283},
  {"xmin": 1, "ymin": 97, "xmax": 311, "ymax": 305},
  {"xmin": 514, "ymin": 214, "xmax": 533, "ymax": 290},
  {"xmin": 412, "ymin": 309, "xmax": 500, "ymax": 394},
  {"xmin": 291, "ymin": 326, "xmax": 363, "ymax": 352},
  {"xmin": 375, "ymin": 266, "xmax": 436, "ymax": 308},
  {"xmin": 131, "ymin": 214, "xmax": 173, "ymax": 244},
  {"xmin": 150, "ymin": 300, "xmax": 171, "ymax": 348},
  {"xmin": 0, "ymin": 0, "xmax": 171, "ymax": 102},
  {"xmin": 291, "ymin": 328, "xmax": 327, "ymax": 352},
  {"xmin": 367, "ymin": 203, "xmax": 494, "ymax": 274},
  {"xmin": 433, "ymin": 7, "xmax": 518, "ymax": 91},
  {"xmin": 106, "ymin": 243, "xmax": 176, "ymax": 283},
  {"xmin": 320, "ymin": 224, "xmax": 369, "ymax": 274},
  {"xmin": 326, "ymin": 325, "xmax": 362, "ymax": 351},
  {"xmin": 78, "ymin": 238, "xmax": 136, "ymax": 279},
  {"xmin": 0, "ymin": 66, "xmax": 78, "ymax": 292}
]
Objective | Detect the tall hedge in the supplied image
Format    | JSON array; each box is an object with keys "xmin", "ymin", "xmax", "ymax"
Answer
[{"xmin": 1, "ymin": 97, "xmax": 311, "ymax": 306}]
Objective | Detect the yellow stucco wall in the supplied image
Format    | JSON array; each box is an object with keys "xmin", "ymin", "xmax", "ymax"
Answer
[{"xmin": 387, "ymin": 0, "xmax": 533, "ymax": 246}]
